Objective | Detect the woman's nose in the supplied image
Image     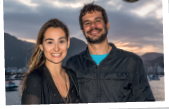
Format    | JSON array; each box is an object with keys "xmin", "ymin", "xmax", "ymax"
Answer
[{"xmin": 54, "ymin": 43, "xmax": 59, "ymax": 51}]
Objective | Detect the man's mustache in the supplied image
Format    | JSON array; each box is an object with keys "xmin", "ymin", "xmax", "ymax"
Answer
[{"xmin": 87, "ymin": 28, "xmax": 102, "ymax": 34}]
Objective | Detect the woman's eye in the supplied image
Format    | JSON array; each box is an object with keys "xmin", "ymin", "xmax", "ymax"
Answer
[
  {"xmin": 60, "ymin": 40, "xmax": 65, "ymax": 43},
  {"xmin": 47, "ymin": 41, "xmax": 52, "ymax": 44}
]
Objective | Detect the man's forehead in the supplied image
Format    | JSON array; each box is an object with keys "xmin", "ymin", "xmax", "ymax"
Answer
[
  {"xmin": 87, "ymin": 10, "xmax": 101, "ymax": 14},
  {"xmin": 85, "ymin": 10, "xmax": 102, "ymax": 16},
  {"xmin": 82, "ymin": 11, "xmax": 103, "ymax": 21}
]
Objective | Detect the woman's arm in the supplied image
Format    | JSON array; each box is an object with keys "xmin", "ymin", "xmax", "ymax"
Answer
[{"xmin": 21, "ymin": 72, "xmax": 42, "ymax": 104}]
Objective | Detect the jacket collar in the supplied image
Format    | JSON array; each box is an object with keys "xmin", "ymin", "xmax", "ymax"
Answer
[
  {"xmin": 82, "ymin": 42, "xmax": 117, "ymax": 60},
  {"xmin": 39, "ymin": 63, "xmax": 79, "ymax": 95}
]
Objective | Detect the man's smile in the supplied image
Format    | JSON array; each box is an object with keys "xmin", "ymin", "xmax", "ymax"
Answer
[{"xmin": 87, "ymin": 28, "xmax": 102, "ymax": 36}]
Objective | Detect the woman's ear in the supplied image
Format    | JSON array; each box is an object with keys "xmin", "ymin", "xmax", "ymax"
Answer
[
  {"xmin": 39, "ymin": 44, "xmax": 43, "ymax": 51},
  {"xmin": 67, "ymin": 37, "xmax": 70, "ymax": 49}
]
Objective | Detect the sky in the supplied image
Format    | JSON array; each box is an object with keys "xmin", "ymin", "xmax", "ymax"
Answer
[{"xmin": 3, "ymin": 0, "xmax": 163, "ymax": 55}]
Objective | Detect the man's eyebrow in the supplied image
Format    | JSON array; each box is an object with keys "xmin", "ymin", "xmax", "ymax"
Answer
[
  {"xmin": 83, "ymin": 17, "xmax": 103, "ymax": 24},
  {"xmin": 83, "ymin": 20, "xmax": 90, "ymax": 24},
  {"xmin": 95, "ymin": 17, "xmax": 102, "ymax": 20}
]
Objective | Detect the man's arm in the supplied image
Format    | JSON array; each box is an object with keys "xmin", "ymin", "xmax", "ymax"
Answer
[
  {"xmin": 132, "ymin": 59, "xmax": 155, "ymax": 101},
  {"xmin": 65, "ymin": 57, "xmax": 74, "ymax": 70}
]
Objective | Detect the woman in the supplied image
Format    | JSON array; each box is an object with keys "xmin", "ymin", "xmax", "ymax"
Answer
[{"xmin": 21, "ymin": 18, "xmax": 81, "ymax": 104}]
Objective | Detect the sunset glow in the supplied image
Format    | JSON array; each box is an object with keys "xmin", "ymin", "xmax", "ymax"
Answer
[
  {"xmin": 18, "ymin": 38, "xmax": 36, "ymax": 43},
  {"xmin": 112, "ymin": 41, "xmax": 162, "ymax": 55}
]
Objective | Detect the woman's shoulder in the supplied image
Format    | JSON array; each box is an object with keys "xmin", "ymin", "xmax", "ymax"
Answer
[{"xmin": 26, "ymin": 66, "xmax": 44, "ymax": 83}]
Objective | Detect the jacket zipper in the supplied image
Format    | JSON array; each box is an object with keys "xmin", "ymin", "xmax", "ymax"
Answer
[
  {"xmin": 105, "ymin": 78, "xmax": 130, "ymax": 80},
  {"xmin": 78, "ymin": 77, "xmax": 128, "ymax": 81},
  {"xmin": 97, "ymin": 65, "xmax": 99, "ymax": 101}
]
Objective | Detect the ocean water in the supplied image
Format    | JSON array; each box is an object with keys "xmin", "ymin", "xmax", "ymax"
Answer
[
  {"xmin": 5, "ymin": 80, "xmax": 22, "ymax": 105},
  {"xmin": 5, "ymin": 77, "xmax": 165, "ymax": 105}
]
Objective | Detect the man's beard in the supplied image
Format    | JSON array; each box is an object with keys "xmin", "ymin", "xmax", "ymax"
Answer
[{"xmin": 84, "ymin": 26, "xmax": 108, "ymax": 44}]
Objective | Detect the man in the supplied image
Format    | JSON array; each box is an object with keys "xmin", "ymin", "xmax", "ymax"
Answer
[{"xmin": 66, "ymin": 2, "xmax": 155, "ymax": 103}]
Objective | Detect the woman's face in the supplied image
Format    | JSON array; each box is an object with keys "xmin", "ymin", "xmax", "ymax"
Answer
[{"xmin": 39, "ymin": 27, "xmax": 70, "ymax": 65}]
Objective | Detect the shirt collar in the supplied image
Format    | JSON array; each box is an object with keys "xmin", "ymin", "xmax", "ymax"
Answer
[{"xmin": 82, "ymin": 43, "xmax": 117, "ymax": 60}]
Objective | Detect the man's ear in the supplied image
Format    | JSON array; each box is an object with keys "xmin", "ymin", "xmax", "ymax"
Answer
[
  {"xmin": 107, "ymin": 22, "xmax": 110, "ymax": 30},
  {"xmin": 81, "ymin": 29, "xmax": 84, "ymax": 34},
  {"xmin": 39, "ymin": 44, "xmax": 43, "ymax": 51}
]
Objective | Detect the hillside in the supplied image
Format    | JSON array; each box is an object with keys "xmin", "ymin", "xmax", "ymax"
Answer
[
  {"xmin": 5, "ymin": 32, "xmax": 163, "ymax": 69},
  {"xmin": 4, "ymin": 33, "xmax": 87, "ymax": 68},
  {"xmin": 140, "ymin": 52, "xmax": 163, "ymax": 62}
]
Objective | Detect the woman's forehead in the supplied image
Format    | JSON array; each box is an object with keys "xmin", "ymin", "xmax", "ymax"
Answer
[{"xmin": 43, "ymin": 27, "xmax": 66, "ymax": 40}]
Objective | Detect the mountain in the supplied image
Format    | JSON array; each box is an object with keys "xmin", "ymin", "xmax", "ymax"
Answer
[
  {"xmin": 5, "ymin": 32, "xmax": 163, "ymax": 69},
  {"xmin": 4, "ymin": 33, "xmax": 87, "ymax": 68},
  {"xmin": 140, "ymin": 52, "xmax": 164, "ymax": 68},
  {"xmin": 140, "ymin": 52, "xmax": 163, "ymax": 62},
  {"xmin": 150, "ymin": 56, "xmax": 164, "ymax": 68},
  {"xmin": 4, "ymin": 33, "xmax": 35, "ymax": 69},
  {"xmin": 63, "ymin": 37, "xmax": 87, "ymax": 65}
]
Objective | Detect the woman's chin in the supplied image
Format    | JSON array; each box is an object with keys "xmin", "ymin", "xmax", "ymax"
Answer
[{"xmin": 45, "ymin": 58, "xmax": 63, "ymax": 65}]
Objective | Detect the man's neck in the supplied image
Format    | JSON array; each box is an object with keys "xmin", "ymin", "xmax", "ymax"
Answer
[{"xmin": 88, "ymin": 39, "xmax": 112, "ymax": 55}]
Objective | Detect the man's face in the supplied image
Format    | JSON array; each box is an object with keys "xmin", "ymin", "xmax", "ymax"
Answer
[{"xmin": 81, "ymin": 11, "xmax": 109, "ymax": 44}]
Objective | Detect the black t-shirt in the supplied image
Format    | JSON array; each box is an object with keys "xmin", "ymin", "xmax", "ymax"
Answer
[{"xmin": 21, "ymin": 64, "xmax": 81, "ymax": 104}]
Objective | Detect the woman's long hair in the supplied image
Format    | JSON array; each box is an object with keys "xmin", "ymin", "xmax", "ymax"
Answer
[{"xmin": 20, "ymin": 18, "xmax": 69, "ymax": 96}]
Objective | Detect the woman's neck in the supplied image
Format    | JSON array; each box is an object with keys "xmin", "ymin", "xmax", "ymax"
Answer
[{"xmin": 45, "ymin": 61, "xmax": 64, "ymax": 77}]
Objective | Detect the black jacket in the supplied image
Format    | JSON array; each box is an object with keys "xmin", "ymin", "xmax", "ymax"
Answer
[
  {"xmin": 66, "ymin": 43, "xmax": 155, "ymax": 103},
  {"xmin": 21, "ymin": 64, "xmax": 81, "ymax": 104}
]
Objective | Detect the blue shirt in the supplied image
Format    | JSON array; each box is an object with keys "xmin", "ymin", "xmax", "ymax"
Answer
[{"xmin": 90, "ymin": 53, "xmax": 109, "ymax": 65}]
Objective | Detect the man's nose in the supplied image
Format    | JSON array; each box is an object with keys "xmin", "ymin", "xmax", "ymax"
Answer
[{"xmin": 90, "ymin": 21, "xmax": 96, "ymax": 28}]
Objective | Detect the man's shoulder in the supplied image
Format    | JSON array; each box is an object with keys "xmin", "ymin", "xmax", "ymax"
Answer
[
  {"xmin": 67, "ymin": 50, "xmax": 87, "ymax": 62},
  {"xmin": 109, "ymin": 43, "xmax": 141, "ymax": 61},
  {"xmin": 116, "ymin": 48, "xmax": 142, "ymax": 61}
]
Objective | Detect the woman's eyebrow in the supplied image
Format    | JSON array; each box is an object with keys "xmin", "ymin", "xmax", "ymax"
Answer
[
  {"xmin": 59, "ymin": 37, "xmax": 66, "ymax": 40},
  {"xmin": 45, "ymin": 38, "xmax": 53, "ymax": 41},
  {"xmin": 44, "ymin": 37, "xmax": 66, "ymax": 41}
]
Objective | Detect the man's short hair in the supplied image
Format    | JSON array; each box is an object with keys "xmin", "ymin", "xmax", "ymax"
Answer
[{"xmin": 79, "ymin": 2, "xmax": 109, "ymax": 30}]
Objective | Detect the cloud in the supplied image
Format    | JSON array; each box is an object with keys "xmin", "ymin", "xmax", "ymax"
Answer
[
  {"xmin": 4, "ymin": 0, "xmax": 82, "ymax": 39},
  {"xmin": 105, "ymin": 0, "xmax": 163, "ymax": 55},
  {"xmin": 16, "ymin": 0, "xmax": 38, "ymax": 7},
  {"xmin": 45, "ymin": 0, "xmax": 83, "ymax": 8}
]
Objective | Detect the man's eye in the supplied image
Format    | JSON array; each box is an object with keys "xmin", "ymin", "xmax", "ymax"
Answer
[
  {"xmin": 85, "ymin": 22, "xmax": 90, "ymax": 25},
  {"xmin": 96, "ymin": 20, "xmax": 101, "ymax": 22}
]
